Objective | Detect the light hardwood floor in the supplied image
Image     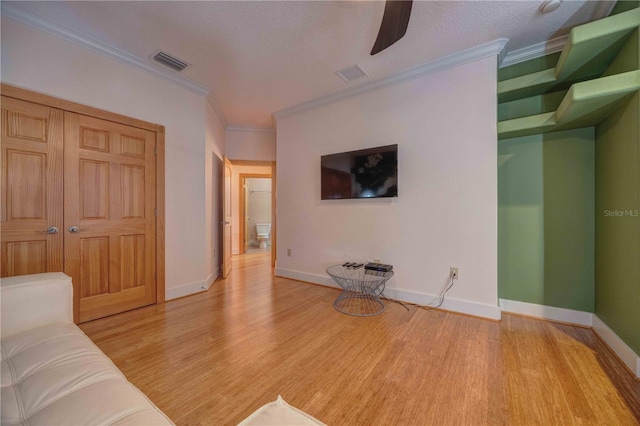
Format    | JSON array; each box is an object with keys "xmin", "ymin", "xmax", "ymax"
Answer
[{"xmin": 80, "ymin": 253, "xmax": 640, "ymax": 425}]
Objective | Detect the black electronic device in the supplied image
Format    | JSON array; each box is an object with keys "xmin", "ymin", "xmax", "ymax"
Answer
[
  {"xmin": 364, "ymin": 263, "xmax": 393, "ymax": 273},
  {"xmin": 321, "ymin": 144, "xmax": 398, "ymax": 200},
  {"xmin": 365, "ymin": 263, "xmax": 393, "ymax": 277}
]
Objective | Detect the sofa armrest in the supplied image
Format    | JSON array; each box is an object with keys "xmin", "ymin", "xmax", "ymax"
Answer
[{"xmin": 1, "ymin": 272, "xmax": 73, "ymax": 338}]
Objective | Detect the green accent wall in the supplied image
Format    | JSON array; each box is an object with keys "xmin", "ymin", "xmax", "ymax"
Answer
[
  {"xmin": 543, "ymin": 129, "xmax": 595, "ymax": 311},
  {"xmin": 498, "ymin": 53, "xmax": 561, "ymax": 81},
  {"xmin": 594, "ymin": 27, "xmax": 640, "ymax": 353},
  {"xmin": 612, "ymin": 0, "xmax": 640, "ymax": 16},
  {"xmin": 499, "ymin": 129, "xmax": 595, "ymax": 311},
  {"xmin": 499, "ymin": 135, "xmax": 544, "ymax": 304}
]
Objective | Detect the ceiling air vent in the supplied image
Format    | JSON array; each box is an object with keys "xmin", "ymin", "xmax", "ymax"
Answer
[
  {"xmin": 336, "ymin": 64, "xmax": 367, "ymax": 83},
  {"xmin": 152, "ymin": 50, "xmax": 190, "ymax": 72}
]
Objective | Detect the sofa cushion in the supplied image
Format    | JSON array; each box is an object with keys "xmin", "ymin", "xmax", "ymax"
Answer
[
  {"xmin": 1, "ymin": 322, "xmax": 172, "ymax": 426},
  {"xmin": 1, "ymin": 273, "xmax": 73, "ymax": 338},
  {"xmin": 238, "ymin": 395, "xmax": 325, "ymax": 426}
]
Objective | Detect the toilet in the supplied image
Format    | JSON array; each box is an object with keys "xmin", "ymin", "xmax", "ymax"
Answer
[{"xmin": 256, "ymin": 223, "xmax": 271, "ymax": 249}]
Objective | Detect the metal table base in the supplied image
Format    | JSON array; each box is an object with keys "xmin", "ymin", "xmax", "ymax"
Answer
[{"xmin": 326, "ymin": 265, "xmax": 394, "ymax": 317}]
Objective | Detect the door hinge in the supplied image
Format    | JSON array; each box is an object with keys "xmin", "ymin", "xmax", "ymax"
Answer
[
  {"xmin": 155, "ymin": 208, "xmax": 158, "ymax": 217},
  {"xmin": 154, "ymin": 146, "xmax": 158, "ymax": 155}
]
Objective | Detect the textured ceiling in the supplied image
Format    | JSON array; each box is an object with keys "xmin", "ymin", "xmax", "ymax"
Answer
[{"xmin": 5, "ymin": 1, "xmax": 608, "ymax": 128}]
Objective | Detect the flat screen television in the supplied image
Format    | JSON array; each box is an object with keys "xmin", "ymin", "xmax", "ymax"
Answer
[{"xmin": 321, "ymin": 144, "xmax": 398, "ymax": 200}]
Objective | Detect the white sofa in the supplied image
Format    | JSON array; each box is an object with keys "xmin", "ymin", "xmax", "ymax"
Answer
[{"xmin": 1, "ymin": 273, "xmax": 173, "ymax": 425}]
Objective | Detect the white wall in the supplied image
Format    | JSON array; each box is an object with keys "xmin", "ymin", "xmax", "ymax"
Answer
[
  {"xmin": 230, "ymin": 164, "xmax": 272, "ymax": 254},
  {"xmin": 225, "ymin": 128, "xmax": 276, "ymax": 161},
  {"xmin": 1, "ymin": 18, "xmax": 218, "ymax": 298},
  {"xmin": 275, "ymin": 56, "xmax": 500, "ymax": 319}
]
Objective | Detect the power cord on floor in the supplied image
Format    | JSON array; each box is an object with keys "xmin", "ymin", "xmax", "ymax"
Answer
[{"xmin": 381, "ymin": 269, "xmax": 455, "ymax": 312}]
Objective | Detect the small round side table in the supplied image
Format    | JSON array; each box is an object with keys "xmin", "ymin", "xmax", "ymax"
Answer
[{"xmin": 326, "ymin": 265, "xmax": 394, "ymax": 317}]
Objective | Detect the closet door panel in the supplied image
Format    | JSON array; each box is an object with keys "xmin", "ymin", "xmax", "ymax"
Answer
[
  {"xmin": 1, "ymin": 97, "xmax": 64, "ymax": 277},
  {"xmin": 64, "ymin": 112, "xmax": 156, "ymax": 323}
]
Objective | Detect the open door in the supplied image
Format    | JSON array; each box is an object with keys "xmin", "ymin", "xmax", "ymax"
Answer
[
  {"xmin": 222, "ymin": 157, "xmax": 232, "ymax": 278},
  {"xmin": 243, "ymin": 179, "xmax": 250, "ymax": 254},
  {"xmin": 271, "ymin": 162, "xmax": 277, "ymax": 268}
]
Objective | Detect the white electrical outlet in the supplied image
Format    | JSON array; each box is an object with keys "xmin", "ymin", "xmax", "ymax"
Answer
[{"xmin": 450, "ymin": 267, "xmax": 459, "ymax": 279}]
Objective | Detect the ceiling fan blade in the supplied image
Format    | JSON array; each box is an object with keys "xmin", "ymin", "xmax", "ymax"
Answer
[{"xmin": 370, "ymin": 0, "xmax": 413, "ymax": 55}]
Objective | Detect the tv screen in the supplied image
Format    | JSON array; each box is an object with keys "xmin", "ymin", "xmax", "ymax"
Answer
[{"xmin": 321, "ymin": 144, "xmax": 398, "ymax": 200}]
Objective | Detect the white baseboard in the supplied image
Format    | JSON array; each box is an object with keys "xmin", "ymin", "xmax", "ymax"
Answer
[
  {"xmin": 500, "ymin": 298, "xmax": 639, "ymax": 378},
  {"xmin": 274, "ymin": 268, "xmax": 501, "ymax": 320},
  {"xmin": 274, "ymin": 268, "xmax": 338, "ymax": 288},
  {"xmin": 592, "ymin": 315, "xmax": 640, "ymax": 378},
  {"xmin": 499, "ymin": 298, "xmax": 593, "ymax": 326},
  {"xmin": 384, "ymin": 287, "xmax": 501, "ymax": 320},
  {"xmin": 165, "ymin": 272, "xmax": 217, "ymax": 300}
]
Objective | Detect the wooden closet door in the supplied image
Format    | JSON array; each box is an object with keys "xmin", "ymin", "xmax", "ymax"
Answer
[
  {"xmin": 64, "ymin": 112, "xmax": 157, "ymax": 322},
  {"xmin": 1, "ymin": 97, "xmax": 64, "ymax": 277}
]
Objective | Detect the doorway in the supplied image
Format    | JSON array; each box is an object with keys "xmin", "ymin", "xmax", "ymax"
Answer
[
  {"xmin": 240, "ymin": 174, "xmax": 272, "ymax": 254},
  {"xmin": 227, "ymin": 159, "xmax": 276, "ymax": 267}
]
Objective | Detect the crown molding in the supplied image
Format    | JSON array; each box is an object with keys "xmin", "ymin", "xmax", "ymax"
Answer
[
  {"xmin": 226, "ymin": 125, "xmax": 275, "ymax": 134},
  {"xmin": 273, "ymin": 38, "xmax": 509, "ymax": 121},
  {"xmin": 592, "ymin": 0, "xmax": 617, "ymax": 21},
  {"xmin": 500, "ymin": 35, "xmax": 568, "ymax": 68},
  {"xmin": 1, "ymin": 2, "xmax": 210, "ymax": 97},
  {"xmin": 206, "ymin": 95, "xmax": 229, "ymax": 130}
]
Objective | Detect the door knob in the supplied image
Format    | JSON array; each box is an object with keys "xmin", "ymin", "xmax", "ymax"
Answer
[
  {"xmin": 45, "ymin": 226, "xmax": 59, "ymax": 234},
  {"xmin": 68, "ymin": 226, "xmax": 80, "ymax": 233}
]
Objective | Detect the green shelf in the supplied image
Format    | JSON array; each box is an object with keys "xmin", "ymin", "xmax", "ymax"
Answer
[{"xmin": 498, "ymin": 9, "xmax": 639, "ymax": 140}]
